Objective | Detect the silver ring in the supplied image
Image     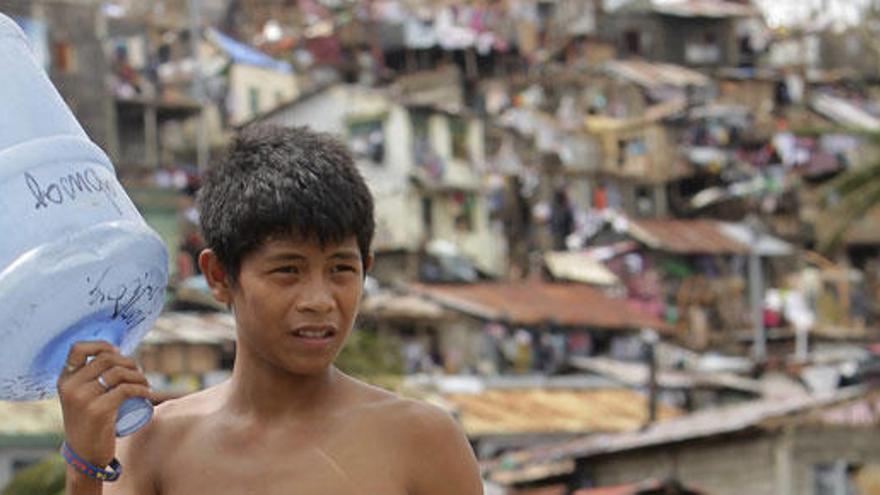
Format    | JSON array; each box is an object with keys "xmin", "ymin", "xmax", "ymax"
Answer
[
  {"xmin": 97, "ymin": 375, "xmax": 110, "ymax": 391},
  {"xmin": 64, "ymin": 362, "xmax": 78, "ymax": 373}
]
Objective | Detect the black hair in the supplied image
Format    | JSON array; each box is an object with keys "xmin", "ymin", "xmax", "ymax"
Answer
[{"xmin": 197, "ymin": 124, "xmax": 375, "ymax": 281}]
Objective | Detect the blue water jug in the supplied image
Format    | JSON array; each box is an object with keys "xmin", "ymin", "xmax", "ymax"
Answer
[{"xmin": 0, "ymin": 14, "xmax": 168, "ymax": 436}]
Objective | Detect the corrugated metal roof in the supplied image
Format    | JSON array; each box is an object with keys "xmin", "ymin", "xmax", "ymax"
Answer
[
  {"xmin": 0, "ymin": 400, "xmax": 62, "ymax": 436},
  {"xmin": 652, "ymin": 0, "xmax": 759, "ymax": 18},
  {"xmin": 408, "ymin": 282, "xmax": 668, "ymax": 331},
  {"xmin": 801, "ymin": 393, "xmax": 880, "ymax": 427},
  {"xmin": 604, "ymin": 60, "xmax": 710, "ymax": 89},
  {"xmin": 627, "ymin": 218, "xmax": 749, "ymax": 255},
  {"xmin": 544, "ymin": 252, "xmax": 620, "ymax": 286},
  {"xmin": 443, "ymin": 388, "xmax": 680, "ymax": 437},
  {"xmin": 569, "ymin": 357, "xmax": 763, "ymax": 394},
  {"xmin": 489, "ymin": 386, "xmax": 866, "ymax": 473},
  {"xmin": 208, "ymin": 28, "xmax": 293, "ymax": 73},
  {"xmin": 360, "ymin": 292, "xmax": 452, "ymax": 321},
  {"xmin": 717, "ymin": 222, "xmax": 794, "ymax": 257},
  {"xmin": 512, "ymin": 484, "xmax": 568, "ymax": 495},
  {"xmin": 574, "ymin": 479, "xmax": 707, "ymax": 495},
  {"xmin": 144, "ymin": 312, "xmax": 236, "ymax": 345},
  {"xmin": 810, "ymin": 93, "xmax": 880, "ymax": 132}
]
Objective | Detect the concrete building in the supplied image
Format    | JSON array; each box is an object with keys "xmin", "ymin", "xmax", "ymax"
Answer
[
  {"xmin": 1, "ymin": 0, "xmax": 204, "ymax": 172},
  {"xmin": 247, "ymin": 83, "xmax": 507, "ymax": 278},
  {"xmin": 601, "ymin": 0, "xmax": 763, "ymax": 68}
]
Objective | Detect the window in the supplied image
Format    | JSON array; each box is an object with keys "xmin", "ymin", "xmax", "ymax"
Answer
[
  {"xmin": 617, "ymin": 139, "xmax": 628, "ymax": 168},
  {"xmin": 452, "ymin": 192, "xmax": 476, "ymax": 232},
  {"xmin": 814, "ymin": 461, "xmax": 860, "ymax": 495},
  {"xmin": 686, "ymin": 33, "xmax": 721, "ymax": 65},
  {"xmin": 348, "ymin": 119, "xmax": 385, "ymax": 164},
  {"xmin": 617, "ymin": 137, "xmax": 647, "ymax": 169},
  {"xmin": 51, "ymin": 40, "xmax": 76, "ymax": 73},
  {"xmin": 248, "ymin": 87, "xmax": 260, "ymax": 117},
  {"xmin": 450, "ymin": 117, "xmax": 469, "ymax": 160},
  {"xmin": 421, "ymin": 197, "xmax": 434, "ymax": 237},
  {"xmin": 412, "ymin": 110, "xmax": 444, "ymax": 177},
  {"xmin": 624, "ymin": 30, "xmax": 641, "ymax": 56},
  {"xmin": 412, "ymin": 110, "xmax": 431, "ymax": 161}
]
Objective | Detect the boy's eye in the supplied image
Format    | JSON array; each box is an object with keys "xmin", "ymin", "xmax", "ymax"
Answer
[
  {"xmin": 331, "ymin": 264, "xmax": 357, "ymax": 274},
  {"xmin": 273, "ymin": 266, "xmax": 300, "ymax": 274}
]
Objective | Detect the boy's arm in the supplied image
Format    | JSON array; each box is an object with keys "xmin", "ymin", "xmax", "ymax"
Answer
[
  {"xmin": 404, "ymin": 403, "xmax": 484, "ymax": 495},
  {"xmin": 102, "ymin": 434, "xmax": 160, "ymax": 495},
  {"xmin": 65, "ymin": 436, "xmax": 158, "ymax": 495},
  {"xmin": 59, "ymin": 342, "xmax": 159, "ymax": 495}
]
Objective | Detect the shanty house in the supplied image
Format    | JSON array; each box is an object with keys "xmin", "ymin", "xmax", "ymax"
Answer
[
  {"xmin": 601, "ymin": 0, "xmax": 764, "ymax": 68},
  {"xmin": 583, "ymin": 60, "xmax": 709, "ymax": 218},
  {"xmin": 405, "ymin": 281, "xmax": 668, "ymax": 375},
  {"xmin": 486, "ymin": 387, "xmax": 880, "ymax": 495},
  {"xmin": 581, "ymin": 214, "xmax": 794, "ymax": 350},
  {"xmin": 137, "ymin": 312, "xmax": 236, "ymax": 395}
]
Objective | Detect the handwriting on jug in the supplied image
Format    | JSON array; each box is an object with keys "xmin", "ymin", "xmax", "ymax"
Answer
[
  {"xmin": 25, "ymin": 167, "xmax": 123, "ymax": 215},
  {"xmin": 86, "ymin": 268, "xmax": 161, "ymax": 330}
]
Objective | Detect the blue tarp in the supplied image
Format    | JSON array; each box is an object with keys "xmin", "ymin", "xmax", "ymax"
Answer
[{"xmin": 208, "ymin": 29, "xmax": 293, "ymax": 74}]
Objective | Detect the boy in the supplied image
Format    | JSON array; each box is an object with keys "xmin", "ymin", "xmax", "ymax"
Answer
[{"xmin": 58, "ymin": 125, "xmax": 484, "ymax": 494}]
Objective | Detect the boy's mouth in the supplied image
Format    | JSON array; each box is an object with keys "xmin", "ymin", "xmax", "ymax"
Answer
[{"xmin": 290, "ymin": 325, "xmax": 336, "ymax": 340}]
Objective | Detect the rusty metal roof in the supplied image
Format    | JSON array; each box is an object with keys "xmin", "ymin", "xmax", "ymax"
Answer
[
  {"xmin": 627, "ymin": 218, "xmax": 749, "ymax": 255},
  {"xmin": 604, "ymin": 60, "xmax": 710, "ymax": 89},
  {"xmin": 442, "ymin": 388, "xmax": 680, "ymax": 437},
  {"xmin": 408, "ymin": 282, "xmax": 668, "ymax": 331},
  {"xmin": 652, "ymin": 0, "xmax": 759, "ymax": 18}
]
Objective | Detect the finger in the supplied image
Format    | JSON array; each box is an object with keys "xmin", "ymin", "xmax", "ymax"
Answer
[
  {"xmin": 57, "ymin": 346, "xmax": 118, "ymax": 394},
  {"xmin": 63, "ymin": 341, "xmax": 117, "ymax": 373},
  {"xmin": 91, "ymin": 383, "xmax": 155, "ymax": 412},
  {"xmin": 100, "ymin": 366, "xmax": 149, "ymax": 390},
  {"xmin": 58, "ymin": 371, "xmax": 115, "ymax": 408},
  {"xmin": 67, "ymin": 352, "xmax": 139, "ymax": 387}
]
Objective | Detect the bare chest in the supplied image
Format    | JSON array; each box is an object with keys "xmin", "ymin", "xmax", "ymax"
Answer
[{"xmin": 155, "ymin": 421, "xmax": 407, "ymax": 495}]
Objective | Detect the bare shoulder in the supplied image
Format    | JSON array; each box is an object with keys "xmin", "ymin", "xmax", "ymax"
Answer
[
  {"xmin": 108, "ymin": 385, "xmax": 227, "ymax": 493},
  {"xmin": 117, "ymin": 387, "xmax": 225, "ymax": 466},
  {"xmin": 340, "ymin": 375, "xmax": 457, "ymax": 433},
  {"xmin": 141, "ymin": 384, "xmax": 227, "ymax": 440},
  {"xmin": 340, "ymin": 376, "xmax": 483, "ymax": 495}
]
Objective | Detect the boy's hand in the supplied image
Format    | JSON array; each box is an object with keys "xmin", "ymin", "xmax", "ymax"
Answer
[{"xmin": 57, "ymin": 341, "xmax": 154, "ymax": 468}]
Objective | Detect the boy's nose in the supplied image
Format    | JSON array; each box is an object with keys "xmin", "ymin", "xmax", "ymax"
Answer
[{"xmin": 295, "ymin": 280, "xmax": 334, "ymax": 314}]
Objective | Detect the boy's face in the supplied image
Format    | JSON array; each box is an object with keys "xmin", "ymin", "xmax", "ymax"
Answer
[{"xmin": 205, "ymin": 234, "xmax": 371, "ymax": 376}]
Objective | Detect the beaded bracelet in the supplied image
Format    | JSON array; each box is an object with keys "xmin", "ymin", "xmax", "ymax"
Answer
[{"xmin": 60, "ymin": 442, "xmax": 122, "ymax": 482}]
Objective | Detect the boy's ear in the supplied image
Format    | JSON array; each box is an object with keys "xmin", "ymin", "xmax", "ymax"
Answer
[
  {"xmin": 198, "ymin": 249, "xmax": 232, "ymax": 305},
  {"xmin": 363, "ymin": 253, "xmax": 374, "ymax": 274}
]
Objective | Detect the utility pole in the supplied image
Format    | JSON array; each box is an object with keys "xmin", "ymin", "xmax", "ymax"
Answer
[
  {"xmin": 748, "ymin": 215, "xmax": 766, "ymax": 364},
  {"xmin": 189, "ymin": 0, "xmax": 209, "ymax": 173},
  {"xmin": 641, "ymin": 328, "xmax": 659, "ymax": 429}
]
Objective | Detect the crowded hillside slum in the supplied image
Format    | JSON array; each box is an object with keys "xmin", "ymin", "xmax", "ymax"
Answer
[{"xmin": 3, "ymin": 0, "xmax": 880, "ymax": 494}]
